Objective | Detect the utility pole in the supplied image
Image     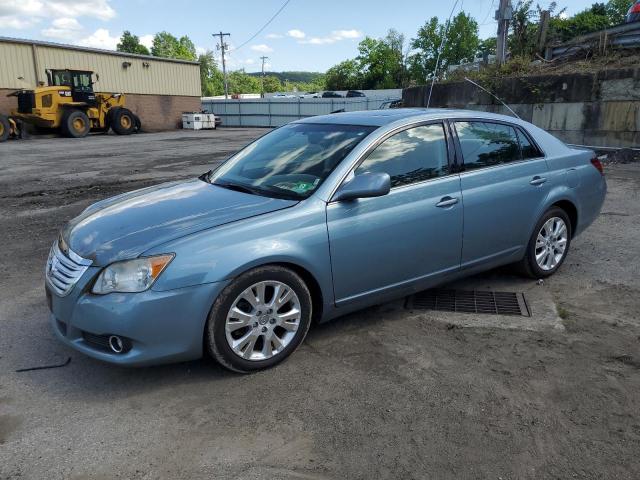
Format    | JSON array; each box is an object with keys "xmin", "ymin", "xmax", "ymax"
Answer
[
  {"xmin": 260, "ymin": 56, "xmax": 269, "ymax": 98},
  {"xmin": 495, "ymin": 0, "xmax": 512, "ymax": 65},
  {"xmin": 214, "ymin": 31, "xmax": 231, "ymax": 99}
]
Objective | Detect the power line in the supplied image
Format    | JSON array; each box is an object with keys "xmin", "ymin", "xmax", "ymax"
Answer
[
  {"xmin": 230, "ymin": 0, "xmax": 292, "ymax": 52},
  {"xmin": 481, "ymin": 0, "xmax": 496, "ymax": 25}
]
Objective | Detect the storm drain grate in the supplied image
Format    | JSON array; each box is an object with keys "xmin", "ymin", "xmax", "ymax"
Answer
[{"xmin": 406, "ymin": 289, "xmax": 530, "ymax": 317}]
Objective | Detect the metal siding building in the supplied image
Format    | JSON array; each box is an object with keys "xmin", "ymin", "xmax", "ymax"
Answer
[{"xmin": 0, "ymin": 37, "xmax": 201, "ymax": 131}]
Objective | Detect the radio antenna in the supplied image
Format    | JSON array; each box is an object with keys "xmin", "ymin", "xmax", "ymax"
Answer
[{"xmin": 463, "ymin": 76, "xmax": 521, "ymax": 119}]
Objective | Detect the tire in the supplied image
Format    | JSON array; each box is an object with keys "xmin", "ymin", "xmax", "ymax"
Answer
[
  {"xmin": 61, "ymin": 109, "xmax": 90, "ymax": 138},
  {"xmin": 111, "ymin": 107, "xmax": 136, "ymax": 135},
  {"xmin": 517, "ymin": 207, "xmax": 572, "ymax": 279},
  {"xmin": 206, "ymin": 266, "xmax": 312, "ymax": 373},
  {"xmin": 0, "ymin": 114, "xmax": 11, "ymax": 142}
]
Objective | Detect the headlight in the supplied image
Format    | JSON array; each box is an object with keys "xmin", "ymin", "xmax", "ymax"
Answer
[{"xmin": 92, "ymin": 254, "xmax": 174, "ymax": 294}]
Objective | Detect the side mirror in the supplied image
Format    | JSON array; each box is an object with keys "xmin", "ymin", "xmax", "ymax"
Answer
[{"xmin": 332, "ymin": 172, "xmax": 391, "ymax": 202}]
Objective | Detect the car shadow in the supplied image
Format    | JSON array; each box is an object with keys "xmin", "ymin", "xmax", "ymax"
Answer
[{"xmin": 17, "ymin": 266, "xmax": 528, "ymax": 399}]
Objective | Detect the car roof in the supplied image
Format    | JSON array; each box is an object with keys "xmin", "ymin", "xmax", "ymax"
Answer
[{"xmin": 295, "ymin": 108, "xmax": 525, "ymax": 127}]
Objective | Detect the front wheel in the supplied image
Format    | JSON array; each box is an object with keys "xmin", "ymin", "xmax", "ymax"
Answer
[
  {"xmin": 61, "ymin": 109, "xmax": 90, "ymax": 138},
  {"xmin": 206, "ymin": 266, "xmax": 312, "ymax": 373},
  {"xmin": 517, "ymin": 207, "xmax": 572, "ymax": 278}
]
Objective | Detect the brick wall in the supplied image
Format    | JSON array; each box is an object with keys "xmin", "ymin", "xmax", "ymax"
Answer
[
  {"xmin": 0, "ymin": 89, "xmax": 200, "ymax": 132},
  {"xmin": 0, "ymin": 88, "xmax": 17, "ymax": 116},
  {"xmin": 125, "ymin": 94, "xmax": 200, "ymax": 131}
]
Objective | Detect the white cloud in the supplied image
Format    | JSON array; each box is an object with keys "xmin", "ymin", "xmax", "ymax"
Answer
[
  {"xmin": 0, "ymin": 15, "xmax": 38, "ymax": 29},
  {"xmin": 195, "ymin": 45, "xmax": 207, "ymax": 56},
  {"xmin": 47, "ymin": 0, "xmax": 115, "ymax": 21},
  {"xmin": 265, "ymin": 33, "xmax": 283, "ymax": 39},
  {"xmin": 139, "ymin": 34, "xmax": 154, "ymax": 49},
  {"xmin": 0, "ymin": 0, "xmax": 115, "ymax": 32},
  {"xmin": 302, "ymin": 29, "xmax": 363, "ymax": 45},
  {"xmin": 287, "ymin": 29, "xmax": 305, "ymax": 39},
  {"xmin": 250, "ymin": 44, "xmax": 273, "ymax": 53},
  {"xmin": 41, "ymin": 16, "xmax": 83, "ymax": 39},
  {"xmin": 77, "ymin": 28, "xmax": 120, "ymax": 50}
]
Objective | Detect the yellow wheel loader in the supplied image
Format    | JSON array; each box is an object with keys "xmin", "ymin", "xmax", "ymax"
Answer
[{"xmin": 5, "ymin": 69, "xmax": 140, "ymax": 140}]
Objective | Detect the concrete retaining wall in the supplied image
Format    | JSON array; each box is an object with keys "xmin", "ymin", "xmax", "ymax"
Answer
[{"xmin": 403, "ymin": 68, "xmax": 640, "ymax": 147}]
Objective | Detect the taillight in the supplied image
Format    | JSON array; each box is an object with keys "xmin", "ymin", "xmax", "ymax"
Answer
[
  {"xmin": 631, "ymin": 2, "xmax": 640, "ymax": 13},
  {"xmin": 591, "ymin": 157, "xmax": 604, "ymax": 175}
]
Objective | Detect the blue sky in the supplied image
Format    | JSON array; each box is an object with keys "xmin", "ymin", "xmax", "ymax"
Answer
[{"xmin": 0, "ymin": 0, "xmax": 596, "ymax": 72}]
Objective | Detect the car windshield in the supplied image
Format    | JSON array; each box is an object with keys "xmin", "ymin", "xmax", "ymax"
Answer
[{"xmin": 207, "ymin": 123, "xmax": 376, "ymax": 200}]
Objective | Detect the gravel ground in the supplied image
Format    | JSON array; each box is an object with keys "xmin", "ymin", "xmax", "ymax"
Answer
[{"xmin": 0, "ymin": 129, "xmax": 639, "ymax": 480}]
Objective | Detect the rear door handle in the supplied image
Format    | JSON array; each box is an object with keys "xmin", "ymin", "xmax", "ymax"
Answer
[
  {"xmin": 530, "ymin": 176, "xmax": 547, "ymax": 186},
  {"xmin": 436, "ymin": 196, "xmax": 459, "ymax": 208}
]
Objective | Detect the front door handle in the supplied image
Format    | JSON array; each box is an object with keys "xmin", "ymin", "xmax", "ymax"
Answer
[
  {"xmin": 530, "ymin": 176, "xmax": 547, "ymax": 186},
  {"xmin": 436, "ymin": 196, "xmax": 459, "ymax": 208}
]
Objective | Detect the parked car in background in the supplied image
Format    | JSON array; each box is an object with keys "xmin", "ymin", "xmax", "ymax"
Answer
[
  {"xmin": 299, "ymin": 92, "xmax": 320, "ymax": 98},
  {"xmin": 46, "ymin": 109, "xmax": 606, "ymax": 373},
  {"xmin": 627, "ymin": 0, "xmax": 640, "ymax": 22},
  {"xmin": 322, "ymin": 91, "xmax": 342, "ymax": 98},
  {"xmin": 272, "ymin": 93, "xmax": 297, "ymax": 98},
  {"xmin": 346, "ymin": 90, "xmax": 366, "ymax": 97},
  {"xmin": 379, "ymin": 99, "xmax": 404, "ymax": 109}
]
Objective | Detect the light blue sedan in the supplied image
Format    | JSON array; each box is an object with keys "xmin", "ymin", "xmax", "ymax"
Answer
[{"xmin": 46, "ymin": 109, "xmax": 606, "ymax": 372}]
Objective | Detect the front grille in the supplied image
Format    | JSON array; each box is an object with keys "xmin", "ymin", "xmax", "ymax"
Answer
[
  {"xmin": 17, "ymin": 91, "xmax": 35, "ymax": 114},
  {"xmin": 45, "ymin": 238, "xmax": 92, "ymax": 296},
  {"xmin": 406, "ymin": 289, "xmax": 530, "ymax": 317}
]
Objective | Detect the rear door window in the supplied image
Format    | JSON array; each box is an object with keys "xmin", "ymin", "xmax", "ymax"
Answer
[{"xmin": 455, "ymin": 121, "xmax": 521, "ymax": 170}]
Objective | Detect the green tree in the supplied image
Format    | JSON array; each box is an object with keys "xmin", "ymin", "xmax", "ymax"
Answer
[
  {"xmin": 227, "ymin": 71, "xmax": 261, "ymax": 94},
  {"xmin": 606, "ymin": 0, "xmax": 633, "ymax": 24},
  {"xmin": 117, "ymin": 31, "xmax": 150, "ymax": 55},
  {"xmin": 356, "ymin": 29, "xmax": 407, "ymax": 89},
  {"xmin": 409, "ymin": 12, "xmax": 479, "ymax": 83},
  {"xmin": 476, "ymin": 36, "xmax": 497, "ymax": 57},
  {"xmin": 325, "ymin": 59, "xmax": 362, "ymax": 90},
  {"xmin": 549, "ymin": 4, "xmax": 611, "ymax": 42},
  {"xmin": 198, "ymin": 50, "xmax": 224, "ymax": 96},
  {"xmin": 262, "ymin": 75, "xmax": 283, "ymax": 93},
  {"xmin": 151, "ymin": 31, "xmax": 196, "ymax": 61}
]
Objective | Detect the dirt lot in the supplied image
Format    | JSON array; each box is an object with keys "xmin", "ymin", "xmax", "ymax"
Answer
[{"xmin": 1, "ymin": 130, "xmax": 639, "ymax": 480}]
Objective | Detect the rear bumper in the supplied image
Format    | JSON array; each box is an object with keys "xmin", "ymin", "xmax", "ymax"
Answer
[{"xmin": 48, "ymin": 278, "xmax": 228, "ymax": 367}]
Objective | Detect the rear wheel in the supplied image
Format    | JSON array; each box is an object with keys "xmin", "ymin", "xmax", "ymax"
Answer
[
  {"xmin": 0, "ymin": 114, "xmax": 11, "ymax": 142},
  {"xmin": 206, "ymin": 266, "xmax": 312, "ymax": 373},
  {"xmin": 61, "ymin": 109, "xmax": 90, "ymax": 138},
  {"xmin": 517, "ymin": 207, "xmax": 572, "ymax": 278},
  {"xmin": 111, "ymin": 107, "xmax": 136, "ymax": 135}
]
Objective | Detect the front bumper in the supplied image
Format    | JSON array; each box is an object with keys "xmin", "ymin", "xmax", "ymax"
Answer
[{"xmin": 47, "ymin": 269, "xmax": 228, "ymax": 366}]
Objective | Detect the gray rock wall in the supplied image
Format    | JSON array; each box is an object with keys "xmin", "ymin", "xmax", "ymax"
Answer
[{"xmin": 403, "ymin": 68, "xmax": 640, "ymax": 147}]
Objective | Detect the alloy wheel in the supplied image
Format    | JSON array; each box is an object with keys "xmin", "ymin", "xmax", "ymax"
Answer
[
  {"xmin": 535, "ymin": 216, "xmax": 568, "ymax": 271},
  {"xmin": 225, "ymin": 280, "xmax": 301, "ymax": 361}
]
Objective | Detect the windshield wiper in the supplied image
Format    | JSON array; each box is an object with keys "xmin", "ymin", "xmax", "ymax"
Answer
[{"xmin": 213, "ymin": 181, "xmax": 260, "ymax": 196}]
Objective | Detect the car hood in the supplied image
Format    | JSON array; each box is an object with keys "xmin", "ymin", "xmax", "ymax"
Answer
[{"xmin": 62, "ymin": 179, "xmax": 297, "ymax": 265}]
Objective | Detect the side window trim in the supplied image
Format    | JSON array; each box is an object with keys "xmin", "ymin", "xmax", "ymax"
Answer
[{"xmin": 451, "ymin": 118, "xmax": 545, "ymax": 173}]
